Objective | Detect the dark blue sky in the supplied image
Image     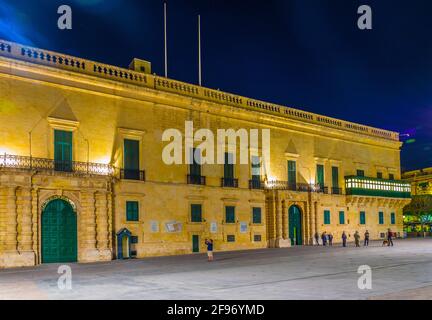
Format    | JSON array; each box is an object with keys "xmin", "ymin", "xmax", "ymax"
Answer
[{"xmin": 1, "ymin": 0, "xmax": 431, "ymax": 171}]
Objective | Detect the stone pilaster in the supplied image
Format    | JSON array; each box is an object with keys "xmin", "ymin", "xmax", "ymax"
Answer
[
  {"xmin": 18, "ymin": 187, "xmax": 33, "ymax": 252},
  {"xmin": 95, "ymin": 191, "xmax": 111, "ymax": 260},
  {"xmin": 282, "ymin": 200, "xmax": 288, "ymax": 239},
  {"xmin": 275, "ymin": 192, "xmax": 282, "ymax": 240},
  {"xmin": 31, "ymin": 188, "xmax": 39, "ymax": 263},
  {"xmin": 107, "ymin": 192, "xmax": 113, "ymax": 251},
  {"xmin": 0, "ymin": 186, "xmax": 7, "ymax": 252},
  {"xmin": 5, "ymin": 186, "xmax": 17, "ymax": 252},
  {"xmin": 80, "ymin": 190, "xmax": 99, "ymax": 262}
]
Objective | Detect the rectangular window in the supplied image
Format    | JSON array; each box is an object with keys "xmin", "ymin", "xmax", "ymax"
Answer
[
  {"xmin": 190, "ymin": 148, "xmax": 201, "ymax": 176},
  {"xmin": 254, "ymin": 234, "xmax": 262, "ymax": 242},
  {"xmin": 389, "ymin": 173, "xmax": 395, "ymax": 180},
  {"xmin": 124, "ymin": 139, "xmax": 140, "ymax": 179},
  {"xmin": 251, "ymin": 156, "xmax": 261, "ymax": 180},
  {"xmin": 379, "ymin": 211, "xmax": 384, "ymax": 225},
  {"xmin": 126, "ymin": 201, "xmax": 139, "ymax": 222},
  {"xmin": 357, "ymin": 169, "xmax": 365, "ymax": 177},
  {"xmin": 324, "ymin": 210, "xmax": 331, "ymax": 225},
  {"xmin": 224, "ymin": 152, "xmax": 234, "ymax": 179},
  {"xmin": 339, "ymin": 211, "xmax": 345, "ymax": 225},
  {"xmin": 227, "ymin": 235, "xmax": 235, "ymax": 242},
  {"xmin": 225, "ymin": 206, "xmax": 235, "ymax": 223},
  {"xmin": 360, "ymin": 211, "xmax": 366, "ymax": 225},
  {"xmin": 191, "ymin": 204, "xmax": 202, "ymax": 222},
  {"xmin": 252, "ymin": 207, "xmax": 262, "ymax": 224},
  {"xmin": 317, "ymin": 164, "xmax": 325, "ymax": 189},
  {"xmin": 377, "ymin": 172, "xmax": 383, "ymax": 179},
  {"xmin": 54, "ymin": 130, "xmax": 73, "ymax": 172},
  {"xmin": 131, "ymin": 236, "xmax": 139, "ymax": 244},
  {"xmin": 391, "ymin": 212, "xmax": 396, "ymax": 225},
  {"xmin": 287, "ymin": 160, "xmax": 297, "ymax": 189},
  {"xmin": 332, "ymin": 166, "xmax": 339, "ymax": 188}
]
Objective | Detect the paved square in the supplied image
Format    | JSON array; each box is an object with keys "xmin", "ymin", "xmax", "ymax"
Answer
[{"xmin": 0, "ymin": 238, "xmax": 431, "ymax": 300}]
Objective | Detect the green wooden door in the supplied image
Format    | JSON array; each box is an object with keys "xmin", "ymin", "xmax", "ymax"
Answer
[
  {"xmin": 289, "ymin": 206, "xmax": 302, "ymax": 246},
  {"xmin": 42, "ymin": 199, "xmax": 77, "ymax": 263},
  {"xmin": 192, "ymin": 235, "xmax": 199, "ymax": 253}
]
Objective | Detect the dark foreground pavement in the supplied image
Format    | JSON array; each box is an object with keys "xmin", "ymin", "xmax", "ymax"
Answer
[{"xmin": 0, "ymin": 238, "xmax": 431, "ymax": 300}]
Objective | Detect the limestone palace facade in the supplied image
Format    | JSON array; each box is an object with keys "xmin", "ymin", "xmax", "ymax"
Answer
[{"xmin": 0, "ymin": 39, "xmax": 411, "ymax": 268}]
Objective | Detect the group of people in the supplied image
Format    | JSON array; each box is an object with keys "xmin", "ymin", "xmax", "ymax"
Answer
[
  {"xmin": 315, "ymin": 229, "xmax": 394, "ymax": 247},
  {"xmin": 205, "ymin": 229, "xmax": 396, "ymax": 262}
]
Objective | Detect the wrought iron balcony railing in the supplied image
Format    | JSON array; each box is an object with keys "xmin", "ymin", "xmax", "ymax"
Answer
[
  {"xmin": 187, "ymin": 174, "xmax": 206, "ymax": 186},
  {"xmin": 264, "ymin": 181, "xmax": 330, "ymax": 193},
  {"xmin": 345, "ymin": 175, "xmax": 411, "ymax": 199},
  {"xmin": 0, "ymin": 154, "xmax": 113, "ymax": 176},
  {"xmin": 331, "ymin": 187, "xmax": 343, "ymax": 195},
  {"xmin": 221, "ymin": 177, "xmax": 239, "ymax": 188},
  {"xmin": 249, "ymin": 179, "xmax": 265, "ymax": 190},
  {"xmin": 120, "ymin": 169, "xmax": 145, "ymax": 181}
]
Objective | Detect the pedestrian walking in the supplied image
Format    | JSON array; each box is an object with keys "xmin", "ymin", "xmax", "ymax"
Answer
[
  {"xmin": 387, "ymin": 228, "xmax": 394, "ymax": 247},
  {"xmin": 205, "ymin": 238, "xmax": 214, "ymax": 261},
  {"xmin": 314, "ymin": 232, "xmax": 320, "ymax": 246},
  {"xmin": 364, "ymin": 230, "xmax": 370, "ymax": 246},
  {"xmin": 342, "ymin": 231, "xmax": 347, "ymax": 247},
  {"xmin": 328, "ymin": 233, "xmax": 333, "ymax": 246},
  {"xmin": 321, "ymin": 231, "xmax": 327, "ymax": 246},
  {"xmin": 354, "ymin": 231, "xmax": 360, "ymax": 247}
]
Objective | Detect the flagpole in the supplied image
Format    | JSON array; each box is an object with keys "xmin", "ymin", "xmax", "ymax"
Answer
[
  {"xmin": 164, "ymin": 1, "xmax": 168, "ymax": 78},
  {"xmin": 198, "ymin": 14, "xmax": 202, "ymax": 86}
]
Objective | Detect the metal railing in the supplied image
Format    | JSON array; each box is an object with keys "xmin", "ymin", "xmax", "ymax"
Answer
[
  {"xmin": 0, "ymin": 153, "xmax": 113, "ymax": 176},
  {"xmin": 187, "ymin": 174, "xmax": 206, "ymax": 186},
  {"xmin": 221, "ymin": 178, "xmax": 239, "ymax": 188},
  {"xmin": 249, "ymin": 179, "xmax": 265, "ymax": 190},
  {"xmin": 120, "ymin": 169, "xmax": 145, "ymax": 181},
  {"xmin": 264, "ymin": 180, "xmax": 330, "ymax": 193}
]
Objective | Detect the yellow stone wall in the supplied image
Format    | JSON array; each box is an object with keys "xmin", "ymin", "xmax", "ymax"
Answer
[{"xmin": 0, "ymin": 40, "xmax": 409, "ymax": 267}]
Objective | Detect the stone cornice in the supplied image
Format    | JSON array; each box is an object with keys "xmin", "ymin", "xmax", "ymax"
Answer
[{"xmin": 0, "ymin": 53, "xmax": 401, "ymax": 151}]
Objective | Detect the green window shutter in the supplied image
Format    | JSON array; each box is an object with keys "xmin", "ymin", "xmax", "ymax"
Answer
[
  {"xmin": 332, "ymin": 166, "xmax": 339, "ymax": 189},
  {"xmin": 287, "ymin": 160, "xmax": 296, "ymax": 188},
  {"xmin": 379, "ymin": 212, "xmax": 384, "ymax": 225},
  {"xmin": 191, "ymin": 204, "xmax": 202, "ymax": 222},
  {"xmin": 190, "ymin": 148, "xmax": 201, "ymax": 176},
  {"xmin": 54, "ymin": 130, "xmax": 72, "ymax": 171},
  {"xmin": 225, "ymin": 206, "xmax": 235, "ymax": 223},
  {"xmin": 357, "ymin": 170, "xmax": 365, "ymax": 177},
  {"xmin": 339, "ymin": 211, "xmax": 345, "ymax": 224},
  {"xmin": 124, "ymin": 139, "xmax": 140, "ymax": 179},
  {"xmin": 252, "ymin": 207, "xmax": 262, "ymax": 224},
  {"xmin": 124, "ymin": 139, "xmax": 139, "ymax": 170},
  {"xmin": 317, "ymin": 164, "xmax": 324, "ymax": 188},
  {"xmin": 377, "ymin": 172, "xmax": 383, "ymax": 179},
  {"xmin": 126, "ymin": 201, "xmax": 139, "ymax": 221},
  {"xmin": 224, "ymin": 153, "xmax": 234, "ymax": 179},
  {"xmin": 251, "ymin": 156, "xmax": 261, "ymax": 180},
  {"xmin": 324, "ymin": 210, "xmax": 331, "ymax": 225},
  {"xmin": 360, "ymin": 211, "xmax": 366, "ymax": 225},
  {"xmin": 391, "ymin": 212, "xmax": 396, "ymax": 224}
]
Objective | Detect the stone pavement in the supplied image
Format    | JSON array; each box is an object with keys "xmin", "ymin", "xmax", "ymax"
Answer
[{"xmin": 0, "ymin": 238, "xmax": 431, "ymax": 300}]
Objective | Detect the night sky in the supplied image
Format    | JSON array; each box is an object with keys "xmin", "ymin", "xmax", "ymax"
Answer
[{"xmin": 0, "ymin": 0, "xmax": 431, "ymax": 172}]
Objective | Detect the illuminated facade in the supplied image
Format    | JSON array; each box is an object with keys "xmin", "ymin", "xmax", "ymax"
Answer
[
  {"xmin": 0, "ymin": 39, "xmax": 411, "ymax": 268},
  {"xmin": 402, "ymin": 168, "xmax": 432, "ymax": 235}
]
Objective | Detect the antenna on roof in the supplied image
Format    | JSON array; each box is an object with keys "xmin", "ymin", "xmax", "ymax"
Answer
[
  {"xmin": 164, "ymin": 1, "xmax": 168, "ymax": 78},
  {"xmin": 198, "ymin": 14, "xmax": 202, "ymax": 86}
]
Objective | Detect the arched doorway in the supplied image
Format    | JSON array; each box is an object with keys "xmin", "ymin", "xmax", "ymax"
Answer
[
  {"xmin": 289, "ymin": 205, "xmax": 302, "ymax": 246},
  {"xmin": 41, "ymin": 198, "xmax": 78, "ymax": 263}
]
